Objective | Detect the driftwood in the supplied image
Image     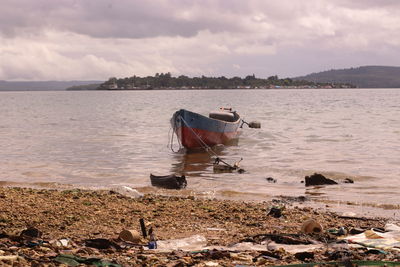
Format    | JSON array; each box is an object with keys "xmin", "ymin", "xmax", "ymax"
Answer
[{"xmin": 150, "ymin": 174, "xmax": 187, "ymax": 189}]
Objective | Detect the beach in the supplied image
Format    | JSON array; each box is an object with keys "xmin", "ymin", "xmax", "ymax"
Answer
[
  {"xmin": 1, "ymin": 186, "xmax": 399, "ymax": 266},
  {"xmin": 1, "ymin": 89, "xmax": 399, "ymax": 266}
]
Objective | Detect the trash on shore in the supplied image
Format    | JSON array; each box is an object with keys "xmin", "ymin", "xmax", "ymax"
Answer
[
  {"xmin": 156, "ymin": 234, "xmax": 207, "ymax": 251},
  {"xmin": 51, "ymin": 238, "xmax": 71, "ymax": 248},
  {"xmin": 344, "ymin": 223, "xmax": 400, "ymax": 250},
  {"xmin": 301, "ymin": 219, "xmax": 323, "ymax": 234},
  {"xmin": 139, "ymin": 218, "xmax": 147, "ymax": 238},
  {"xmin": 304, "ymin": 173, "xmax": 338, "ymax": 186},
  {"xmin": 150, "ymin": 173, "xmax": 187, "ymax": 189},
  {"xmin": 54, "ymin": 254, "xmax": 121, "ymax": 267},
  {"xmin": 2, "ymin": 187, "xmax": 400, "ymax": 266},
  {"xmin": 118, "ymin": 229, "xmax": 141, "ymax": 243},
  {"xmin": 109, "ymin": 186, "xmax": 143, "ymax": 198}
]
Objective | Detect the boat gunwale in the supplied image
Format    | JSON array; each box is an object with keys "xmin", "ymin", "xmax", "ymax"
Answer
[{"xmin": 179, "ymin": 109, "xmax": 241, "ymax": 126}]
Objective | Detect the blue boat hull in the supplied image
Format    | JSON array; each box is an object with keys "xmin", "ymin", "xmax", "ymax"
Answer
[{"xmin": 171, "ymin": 109, "xmax": 241, "ymax": 149}]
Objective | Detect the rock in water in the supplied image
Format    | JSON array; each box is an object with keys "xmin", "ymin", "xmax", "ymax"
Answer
[
  {"xmin": 343, "ymin": 178, "xmax": 354, "ymax": 183},
  {"xmin": 305, "ymin": 173, "xmax": 338, "ymax": 186}
]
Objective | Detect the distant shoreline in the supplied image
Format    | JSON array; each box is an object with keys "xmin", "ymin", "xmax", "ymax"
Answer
[{"xmin": 1, "ymin": 87, "xmax": 398, "ymax": 92}]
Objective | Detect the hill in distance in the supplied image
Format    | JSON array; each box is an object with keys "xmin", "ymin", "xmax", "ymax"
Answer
[
  {"xmin": 0, "ymin": 80, "xmax": 102, "ymax": 91},
  {"xmin": 294, "ymin": 66, "xmax": 400, "ymax": 88}
]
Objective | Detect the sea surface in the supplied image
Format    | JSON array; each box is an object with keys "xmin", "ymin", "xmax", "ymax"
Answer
[{"xmin": 1, "ymin": 89, "xmax": 399, "ymax": 209}]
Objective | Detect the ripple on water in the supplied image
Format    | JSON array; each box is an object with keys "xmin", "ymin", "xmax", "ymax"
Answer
[{"xmin": 1, "ymin": 89, "xmax": 400, "ymax": 208}]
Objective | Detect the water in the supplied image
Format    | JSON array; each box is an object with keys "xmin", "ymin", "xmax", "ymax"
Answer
[{"xmin": 1, "ymin": 89, "xmax": 399, "ymax": 207}]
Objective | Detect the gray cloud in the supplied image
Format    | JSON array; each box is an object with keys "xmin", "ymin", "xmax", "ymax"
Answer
[
  {"xmin": 1, "ymin": 0, "xmax": 400, "ymax": 80},
  {"xmin": 0, "ymin": 0, "xmax": 247, "ymax": 39}
]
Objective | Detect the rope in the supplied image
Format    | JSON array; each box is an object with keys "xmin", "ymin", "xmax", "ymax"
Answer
[
  {"xmin": 179, "ymin": 115, "xmax": 237, "ymax": 169},
  {"xmin": 168, "ymin": 115, "xmax": 182, "ymax": 152}
]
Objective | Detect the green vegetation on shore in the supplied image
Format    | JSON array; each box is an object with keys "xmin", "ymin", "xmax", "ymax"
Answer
[
  {"xmin": 295, "ymin": 65, "xmax": 400, "ymax": 88},
  {"xmin": 98, "ymin": 73, "xmax": 354, "ymax": 90}
]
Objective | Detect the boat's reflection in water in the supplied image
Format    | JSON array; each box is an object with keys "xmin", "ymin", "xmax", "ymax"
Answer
[{"xmin": 170, "ymin": 144, "xmax": 230, "ymax": 178}]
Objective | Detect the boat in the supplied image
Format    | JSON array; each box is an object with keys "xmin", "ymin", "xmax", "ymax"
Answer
[{"xmin": 170, "ymin": 108, "xmax": 241, "ymax": 149}]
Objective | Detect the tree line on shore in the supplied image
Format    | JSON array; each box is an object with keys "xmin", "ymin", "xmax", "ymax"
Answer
[{"xmin": 98, "ymin": 73, "xmax": 354, "ymax": 90}]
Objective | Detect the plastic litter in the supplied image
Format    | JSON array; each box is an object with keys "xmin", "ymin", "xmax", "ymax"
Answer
[
  {"xmin": 148, "ymin": 241, "xmax": 157, "ymax": 249},
  {"xmin": 54, "ymin": 254, "xmax": 121, "ymax": 267},
  {"xmin": 344, "ymin": 223, "xmax": 400, "ymax": 250},
  {"xmin": 156, "ymin": 234, "xmax": 207, "ymax": 251},
  {"xmin": 110, "ymin": 186, "xmax": 143, "ymax": 198},
  {"xmin": 50, "ymin": 238, "xmax": 70, "ymax": 248}
]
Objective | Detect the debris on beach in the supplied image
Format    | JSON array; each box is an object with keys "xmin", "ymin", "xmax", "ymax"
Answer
[
  {"xmin": 301, "ymin": 218, "xmax": 324, "ymax": 234},
  {"xmin": 118, "ymin": 229, "xmax": 141, "ymax": 243},
  {"xmin": 109, "ymin": 186, "xmax": 143, "ymax": 198},
  {"xmin": 1, "ymin": 187, "xmax": 400, "ymax": 266},
  {"xmin": 149, "ymin": 173, "xmax": 187, "ymax": 189}
]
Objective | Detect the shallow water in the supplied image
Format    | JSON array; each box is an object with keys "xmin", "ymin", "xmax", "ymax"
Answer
[{"xmin": 0, "ymin": 89, "xmax": 399, "ymax": 207}]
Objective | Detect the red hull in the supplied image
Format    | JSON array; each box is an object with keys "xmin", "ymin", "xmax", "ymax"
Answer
[{"xmin": 177, "ymin": 126, "xmax": 239, "ymax": 149}]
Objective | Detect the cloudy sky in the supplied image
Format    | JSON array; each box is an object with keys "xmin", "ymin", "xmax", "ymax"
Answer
[{"xmin": 1, "ymin": 0, "xmax": 400, "ymax": 81}]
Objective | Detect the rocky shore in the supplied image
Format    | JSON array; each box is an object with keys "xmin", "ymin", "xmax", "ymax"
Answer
[{"xmin": 0, "ymin": 187, "xmax": 399, "ymax": 266}]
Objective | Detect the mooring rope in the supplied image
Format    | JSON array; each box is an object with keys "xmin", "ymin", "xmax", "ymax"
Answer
[
  {"xmin": 168, "ymin": 116, "xmax": 182, "ymax": 152},
  {"xmin": 179, "ymin": 115, "xmax": 237, "ymax": 169}
]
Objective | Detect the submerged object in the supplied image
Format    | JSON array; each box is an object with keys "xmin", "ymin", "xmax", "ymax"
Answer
[
  {"xmin": 213, "ymin": 157, "xmax": 245, "ymax": 173},
  {"xmin": 171, "ymin": 108, "xmax": 241, "ymax": 149},
  {"xmin": 150, "ymin": 174, "xmax": 187, "ymax": 189}
]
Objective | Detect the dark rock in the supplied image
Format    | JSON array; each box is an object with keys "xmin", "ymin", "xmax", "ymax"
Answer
[
  {"xmin": 206, "ymin": 249, "xmax": 230, "ymax": 260},
  {"xmin": 20, "ymin": 227, "xmax": 42, "ymax": 238},
  {"xmin": 265, "ymin": 177, "xmax": 277, "ymax": 183},
  {"xmin": 343, "ymin": 178, "xmax": 354, "ymax": 183},
  {"xmin": 84, "ymin": 238, "xmax": 121, "ymax": 249},
  {"xmin": 267, "ymin": 207, "xmax": 282, "ymax": 218},
  {"xmin": 297, "ymin": 196, "xmax": 308, "ymax": 202},
  {"xmin": 305, "ymin": 173, "xmax": 338, "ymax": 186},
  {"xmin": 294, "ymin": 251, "xmax": 314, "ymax": 261},
  {"xmin": 325, "ymin": 249, "xmax": 353, "ymax": 260},
  {"xmin": 349, "ymin": 228, "xmax": 366, "ymax": 235}
]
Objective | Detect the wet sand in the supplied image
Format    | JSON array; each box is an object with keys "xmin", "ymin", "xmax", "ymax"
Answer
[{"xmin": 0, "ymin": 187, "xmax": 399, "ymax": 266}]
